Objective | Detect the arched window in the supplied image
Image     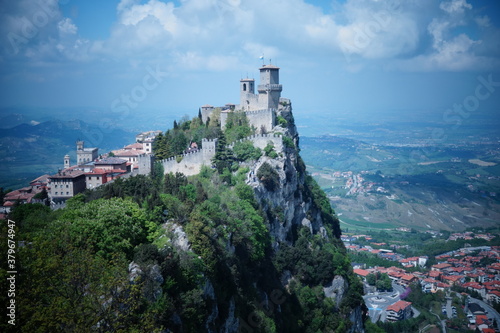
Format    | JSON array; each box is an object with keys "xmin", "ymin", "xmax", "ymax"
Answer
[{"xmin": 243, "ymin": 83, "xmax": 247, "ymax": 91}]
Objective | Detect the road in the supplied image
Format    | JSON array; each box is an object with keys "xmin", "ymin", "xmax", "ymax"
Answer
[
  {"xmin": 468, "ymin": 297, "xmax": 500, "ymax": 330},
  {"xmin": 445, "ymin": 297, "xmax": 453, "ymax": 319},
  {"xmin": 363, "ymin": 282, "xmax": 417, "ymax": 323},
  {"xmin": 430, "ymin": 308, "xmax": 447, "ymax": 333}
]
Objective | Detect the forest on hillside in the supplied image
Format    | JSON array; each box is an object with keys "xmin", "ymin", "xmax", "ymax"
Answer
[{"xmin": 0, "ymin": 112, "xmax": 364, "ymax": 332}]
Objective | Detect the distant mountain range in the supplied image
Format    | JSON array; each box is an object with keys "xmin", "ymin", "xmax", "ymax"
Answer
[{"xmin": 0, "ymin": 117, "xmax": 135, "ymax": 189}]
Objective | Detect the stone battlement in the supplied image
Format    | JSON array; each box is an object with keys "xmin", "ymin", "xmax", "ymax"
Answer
[
  {"xmin": 243, "ymin": 108, "xmax": 277, "ymax": 115},
  {"xmin": 149, "ymin": 134, "xmax": 283, "ymax": 177}
]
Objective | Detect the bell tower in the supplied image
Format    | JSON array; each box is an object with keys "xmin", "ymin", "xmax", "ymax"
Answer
[
  {"xmin": 240, "ymin": 78, "xmax": 256, "ymax": 111},
  {"xmin": 64, "ymin": 154, "xmax": 70, "ymax": 169}
]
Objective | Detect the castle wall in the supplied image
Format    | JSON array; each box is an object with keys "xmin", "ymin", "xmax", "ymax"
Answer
[
  {"xmin": 201, "ymin": 106, "xmax": 214, "ymax": 123},
  {"xmin": 153, "ymin": 135, "xmax": 284, "ymax": 177},
  {"xmin": 246, "ymin": 109, "xmax": 276, "ymax": 134},
  {"xmin": 228, "ymin": 134, "xmax": 283, "ymax": 152},
  {"xmin": 239, "ymin": 93, "xmax": 259, "ymax": 111},
  {"xmin": 158, "ymin": 138, "xmax": 217, "ymax": 176},
  {"xmin": 220, "ymin": 109, "xmax": 275, "ymax": 134},
  {"xmin": 138, "ymin": 154, "xmax": 155, "ymax": 175},
  {"xmin": 160, "ymin": 150, "xmax": 208, "ymax": 176},
  {"xmin": 220, "ymin": 111, "xmax": 228, "ymax": 129}
]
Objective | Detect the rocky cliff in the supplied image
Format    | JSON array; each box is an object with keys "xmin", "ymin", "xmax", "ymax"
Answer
[
  {"xmin": 141, "ymin": 102, "xmax": 367, "ymax": 332},
  {"xmin": 6, "ymin": 105, "xmax": 366, "ymax": 333}
]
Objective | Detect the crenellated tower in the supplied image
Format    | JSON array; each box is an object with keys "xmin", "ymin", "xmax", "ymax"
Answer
[
  {"xmin": 257, "ymin": 64, "xmax": 282, "ymax": 110},
  {"xmin": 203, "ymin": 63, "xmax": 286, "ymax": 133}
]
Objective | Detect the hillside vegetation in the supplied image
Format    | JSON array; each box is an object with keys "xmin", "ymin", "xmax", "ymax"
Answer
[{"xmin": 0, "ymin": 109, "xmax": 365, "ymax": 332}]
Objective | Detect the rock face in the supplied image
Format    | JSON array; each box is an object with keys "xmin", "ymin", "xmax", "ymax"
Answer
[
  {"xmin": 324, "ymin": 275, "xmax": 348, "ymax": 306},
  {"xmin": 128, "ymin": 261, "xmax": 164, "ymax": 302},
  {"xmin": 247, "ymin": 103, "xmax": 364, "ymax": 331},
  {"xmin": 250, "ymin": 103, "xmax": 333, "ymax": 246},
  {"xmin": 148, "ymin": 102, "xmax": 365, "ymax": 332}
]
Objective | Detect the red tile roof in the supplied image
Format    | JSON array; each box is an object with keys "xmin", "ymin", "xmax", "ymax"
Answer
[
  {"xmin": 354, "ymin": 269, "xmax": 371, "ymax": 277},
  {"xmin": 387, "ymin": 300, "xmax": 412, "ymax": 312},
  {"xmin": 433, "ymin": 263, "xmax": 452, "ymax": 269}
]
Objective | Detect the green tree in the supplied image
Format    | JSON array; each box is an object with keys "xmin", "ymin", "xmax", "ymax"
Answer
[
  {"xmin": 264, "ymin": 142, "xmax": 278, "ymax": 158},
  {"xmin": 257, "ymin": 162, "xmax": 280, "ymax": 191},
  {"xmin": 224, "ymin": 111, "xmax": 254, "ymax": 143},
  {"xmin": 366, "ymin": 273, "xmax": 376, "ymax": 286},
  {"xmin": 17, "ymin": 228, "xmax": 158, "ymax": 332},
  {"xmin": 212, "ymin": 132, "xmax": 235, "ymax": 173},
  {"xmin": 233, "ymin": 140, "xmax": 262, "ymax": 161},
  {"xmin": 57, "ymin": 197, "xmax": 149, "ymax": 259}
]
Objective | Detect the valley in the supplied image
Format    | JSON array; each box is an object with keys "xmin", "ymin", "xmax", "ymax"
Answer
[{"xmin": 300, "ymin": 119, "xmax": 500, "ymax": 232}]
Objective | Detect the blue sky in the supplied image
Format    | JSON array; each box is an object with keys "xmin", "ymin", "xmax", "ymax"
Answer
[{"xmin": 1, "ymin": 0, "xmax": 499, "ymax": 131}]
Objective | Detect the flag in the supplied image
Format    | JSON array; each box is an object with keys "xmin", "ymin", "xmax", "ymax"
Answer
[{"xmin": 259, "ymin": 55, "xmax": 264, "ymax": 60}]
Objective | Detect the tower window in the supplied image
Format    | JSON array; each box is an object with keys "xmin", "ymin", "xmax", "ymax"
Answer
[{"xmin": 243, "ymin": 83, "xmax": 247, "ymax": 91}]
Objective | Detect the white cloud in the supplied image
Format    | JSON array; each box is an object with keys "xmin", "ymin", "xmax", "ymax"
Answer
[
  {"xmin": 57, "ymin": 18, "xmax": 77, "ymax": 35},
  {"xmin": 475, "ymin": 15, "xmax": 491, "ymax": 28},
  {"xmin": 439, "ymin": 0, "xmax": 471, "ymax": 15},
  {"xmin": 119, "ymin": 0, "xmax": 177, "ymax": 33},
  {"xmin": 0, "ymin": 0, "xmax": 499, "ymax": 75}
]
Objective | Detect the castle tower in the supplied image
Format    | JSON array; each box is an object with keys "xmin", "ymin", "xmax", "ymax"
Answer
[
  {"xmin": 258, "ymin": 64, "xmax": 282, "ymax": 110},
  {"xmin": 202, "ymin": 138, "xmax": 218, "ymax": 160},
  {"xmin": 240, "ymin": 78, "xmax": 256, "ymax": 111},
  {"xmin": 76, "ymin": 140, "xmax": 98, "ymax": 165},
  {"xmin": 76, "ymin": 140, "xmax": 84, "ymax": 151},
  {"xmin": 64, "ymin": 154, "xmax": 70, "ymax": 169}
]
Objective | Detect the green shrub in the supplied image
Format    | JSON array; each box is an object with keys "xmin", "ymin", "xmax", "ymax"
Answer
[
  {"xmin": 264, "ymin": 142, "xmax": 278, "ymax": 159},
  {"xmin": 257, "ymin": 162, "xmax": 280, "ymax": 191},
  {"xmin": 233, "ymin": 140, "xmax": 262, "ymax": 161},
  {"xmin": 277, "ymin": 115, "xmax": 287, "ymax": 127},
  {"xmin": 283, "ymin": 136, "xmax": 295, "ymax": 149}
]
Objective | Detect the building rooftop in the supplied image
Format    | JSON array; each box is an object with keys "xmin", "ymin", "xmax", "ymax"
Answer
[
  {"xmin": 124, "ymin": 143, "xmax": 143, "ymax": 150},
  {"xmin": 95, "ymin": 157, "xmax": 127, "ymax": 165},
  {"xmin": 49, "ymin": 170, "xmax": 85, "ymax": 179},
  {"xmin": 259, "ymin": 64, "xmax": 280, "ymax": 70},
  {"xmin": 30, "ymin": 174, "xmax": 51, "ymax": 185},
  {"xmin": 387, "ymin": 300, "xmax": 412, "ymax": 312},
  {"xmin": 114, "ymin": 150, "xmax": 143, "ymax": 157},
  {"xmin": 353, "ymin": 269, "xmax": 370, "ymax": 277}
]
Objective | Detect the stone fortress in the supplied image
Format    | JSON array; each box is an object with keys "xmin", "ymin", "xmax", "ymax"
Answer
[
  {"xmin": 148, "ymin": 63, "xmax": 292, "ymax": 176},
  {"xmin": 1, "ymin": 64, "xmax": 291, "ymax": 211},
  {"xmin": 200, "ymin": 63, "xmax": 284, "ymax": 134}
]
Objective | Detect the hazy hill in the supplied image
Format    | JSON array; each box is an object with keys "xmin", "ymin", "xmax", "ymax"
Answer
[{"xmin": 0, "ymin": 119, "xmax": 135, "ymax": 189}]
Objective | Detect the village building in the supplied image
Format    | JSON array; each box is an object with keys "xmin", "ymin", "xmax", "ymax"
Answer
[
  {"xmin": 76, "ymin": 140, "xmax": 98, "ymax": 164},
  {"xmin": 386, "ymin": 300, "xmax": 413, "ymax": 322},
  {"xmin": 94, "ymin": 157, "xmax": 130, "ymax": 172},
  {"xmin": 48, "ymin": 170, "xmax": 86, "ymax": 202}
]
